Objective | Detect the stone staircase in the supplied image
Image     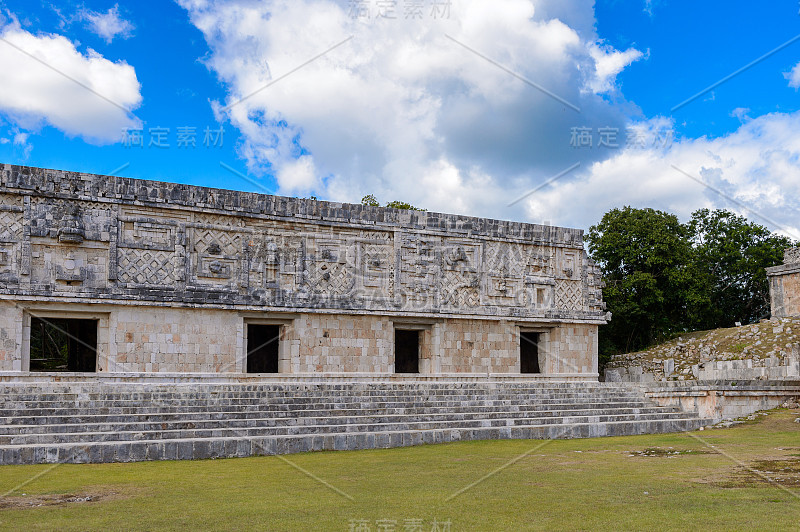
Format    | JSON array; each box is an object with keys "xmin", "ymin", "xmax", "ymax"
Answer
[{"xmin": 0, "ymin": 381, "xmax": 711, "ymax": 464}]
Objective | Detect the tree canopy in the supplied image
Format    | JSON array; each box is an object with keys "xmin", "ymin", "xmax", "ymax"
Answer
[
  {"xmin": 361, "ymin": 195, "xmax": 424, "ymax": 211},
  {"xmin": 587, "ymin": 207, "xmax": 792, "ymax": 361}
]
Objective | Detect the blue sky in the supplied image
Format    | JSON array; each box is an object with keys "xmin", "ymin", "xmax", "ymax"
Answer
[
  {"xmin": 0, "ymin": 0, "xmax": 244, "ymax": 190},
  {"xmin": 0, "ymin": 0, "xmax": 798, "ymax": 235},
  {"xmin": 596, "ymin": 1, "xmax": 800, "ymax": 136}
]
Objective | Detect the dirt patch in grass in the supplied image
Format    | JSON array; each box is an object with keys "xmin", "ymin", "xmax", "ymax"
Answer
[
  {"xmin": 740, "ymin": 459, "xmax": 800, "ymax": 487},
  {"xmin": 708, "ymin": 458, "xmax": 800, "ymax": 489},
  {"xmin": 630, "ymin": 447, "xmax": 715, "ymax": 457},
  {"xmin": 0, "ymin": 489, "xmax": 125, "ymax": 510}
]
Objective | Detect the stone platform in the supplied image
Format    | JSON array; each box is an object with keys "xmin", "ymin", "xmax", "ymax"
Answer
[{"xmin": 0, "ymin": 380, "xmax": 710, "ymax": 464}]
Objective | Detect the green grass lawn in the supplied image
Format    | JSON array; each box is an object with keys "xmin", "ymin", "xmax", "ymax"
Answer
[{"xmin": 1, "ymin": 411, "xmax": 799, "ymax": 531}]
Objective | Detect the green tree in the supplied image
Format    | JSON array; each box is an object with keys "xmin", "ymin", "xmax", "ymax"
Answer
[
  {"xmin": 360, "ymin": 194, "xmax": 380, "ymax": 206},
  {"xmin": 685, "ymin": 209, "xmax": 791, "ymax": 329},
  {"xmin": 385, "ymin": 200, "xmax": 424, "ymax": 211},
  {"xmin": 361, "ymin": 194, "xmax": 425, "ymax": 211},
  {"xmin": 588, "ymin": 206, "xmax": 794, "ymax": 361},
  {"xmin": 586, "ymin": 207, "xmax": 692, "ymax": 357}
]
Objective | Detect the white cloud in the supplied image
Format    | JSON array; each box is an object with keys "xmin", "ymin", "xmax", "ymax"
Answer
[
  {"xmin": 643, "ymin": 0, "xmax": 663, "ymax": 17},
  {"xmin": 13, "ymin": 131, "xmax": 28, "ymax": 146},
  {"xmin": 785, "ymin": 62, "xmax": 800, "ymax": 89},
  {"xmin": 82, "ymin": 5, "xmax": 134, "ymax": 43},
  {"xmin": 0, "ymin": 24, "xmax": 142, "ymax": 143},
  {"xmin": 12, "ymin": 130, "xmax": 32, "ymax": 157},
  {"xmin": 180, "ymin": 0, "xmax": 800, "ymax": 238},
  {"xmin": 276, "ymin": 155, "xmax": 320, "ymax": 193},
  {"xmin": 521, "ymin": 112, "xmax": 800, "ymax": 239},
  {"xmin": 730, "ymin": 107, "xmax": 750, "ymax": 123},
  {"xmin": 587, "ymin": 44, "xmax": 644, "ymax": 94},
  {"xmin": 179, "ymin": 0, "xmax": 644, "ymax": 220}
]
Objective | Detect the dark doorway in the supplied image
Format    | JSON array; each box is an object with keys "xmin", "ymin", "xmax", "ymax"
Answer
[
  {"xmin": 30, "ymin": 317, "xmax": 97, "ymax": 372},
  {"xmin": 520, "ymin": 332, "xmax": 541, "ymax": 374},
  {"xmin": 395, "ymin": 329, "xmax": 419, "ymax": 374},
  {"xmin": 247, "ymin": 324, "xmax": 280, "ymax": 373}
]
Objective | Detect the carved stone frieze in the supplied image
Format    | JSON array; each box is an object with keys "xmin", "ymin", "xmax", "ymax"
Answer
[{"xmin": 0, "ymin": 164, "xmax": 607, "ymax": 322}]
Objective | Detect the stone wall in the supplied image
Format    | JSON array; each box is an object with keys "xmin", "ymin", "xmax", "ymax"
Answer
[
  {"xmin": 0, "ymin": 164, "xmax": 606, "ymax": 321},
  {"xmin": 288, "ymin": 314, "xmax": 393, "ymax": 373},
  {"xmin": 0, "ymin": 301, "xmax": 21, "ymax": 371},
  {"xmin": 434, "ymin": 319, "xmax": 518, "ymax": 373},
  {"xmin": 644, "ymin": 381, "xmax": 800, "ymax": 422},
  {"xmin": 606, "ymin": 357, "xmax": 800, "ymax": 383},
  {"xmin": 0, "ymin": 164, "xmax": 606, "ymax": 377},
  {"xmin": 767, "ymin": 247, "xmax": 800, "ymax": 318},
  {"xmin": 549, "ymin": 324, "xmax": 598, "ymax": 375},
  {"xmin": 0, "ymin": 302, "xmax": 594, "ymax": 376},
  {"xmin": 112, "ymin": 308, "xmax": 241, "ymax": 373}
]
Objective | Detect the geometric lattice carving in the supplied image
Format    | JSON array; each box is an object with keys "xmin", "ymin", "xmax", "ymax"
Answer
[
  {"xmin": 0, "ymin": 164, "xmax": 608, "ymax": 319},
  {"xmin": 117, "ymin": 248, "xmax": 176, "ymax": 286},
  {"xmin": 306, "ymin": 260, "xmax": 354, "ymax": 295},
  {"xmin": 194, "ymin": 213, "xmax": 244, "ymax": 227},
  {"xmin": 0, "ymin": 210, "xmax": 23, "ymax": 242},
  {"xmin": 303, "ymin": 235, "xmax": 356, "ymax": 297},
  {"xmin": 193, "ymin": 228, "xmax": 241, "ymax": 256},
  {"xmin": 440, "ymin": 269, "xmax": 480, "ymax": 307},
  {"xmin": 439, "ymin": 242, "xmax": 481, "ymax": 308},
  {"xmin": 484, "ymin": 242, "xmax": 527, "ymax": 279},
  {"xmin": 555, "ymin": 279, "xmax": 583, "ymax": 311}
]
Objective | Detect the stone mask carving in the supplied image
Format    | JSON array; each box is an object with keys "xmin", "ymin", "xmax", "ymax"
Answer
[{"xmin": 57, "ymin": 204, "xmax": 85, "ymax": 244}]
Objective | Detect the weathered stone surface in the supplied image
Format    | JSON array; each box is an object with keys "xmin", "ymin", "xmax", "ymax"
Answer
[
  {"xmin": 767, "ymin": 247, "xmax": 800, "ymax": 319},
  {"xmin": 605, "ymin": 317, "xmax": 800, "ymax": 383},
  {"xmin": 0, "ymin": 164, "xmax": 605, "ymax": 317},
  {"xmin": 0, "ymin": 164, "xmax": 607, "ymax": 376},
  {"xmin": 0, "ymin": 381, "xmax": 711, "ymax": 464}
]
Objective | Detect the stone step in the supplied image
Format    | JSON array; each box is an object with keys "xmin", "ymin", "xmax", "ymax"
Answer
[
  {"xmin": 0, "ymin": 392, "xmax": 652, "ymax": 405},
  {"xmin": 0, "ymin": 382, "xmax": 627, "ymax": 390},
  {"xmin": 0, "ymin": 401, "xmax": 665, "ymax": 424},
  {"xmin": 0, "ymin": 412, "xmax": 698, "ymax": 445},
  {"xmin": 0, "ymin": 390, "xmax": 645, "ymax": 402},
  {"xmin": 0, "ymin": 392, "xmax": 649, "ymax": 405},
  {"xmin": 0, "ymin": 391, "xmax": 642, "ymax": 402},
  {"xmin": 0, "ymin": 394, "xmax": 646, "ymax": 407},
  {"xmin": 0, "ymin": 386, "xmax": 637, "ymax": 398},
  {"xmin": 0, "ymin": 397, "xmax": 655, "ymax": 414},
  {"xmin": 0, "ymin": 381, "xmax": 707, "ymax": 464},
  {"xmin": 0, "ymin": 400, "xmax": 675, "ymax": 416},
  {"xmin": 0, "ymin": 406, "xmax": 684, "ymax": 434},
  {"xmin": 0, "ymin": 406, "xmax": 681, "ymax": 433},
  {"xmin": 0, "ymin": 418, "xmax": 710, "ymax": 465}
]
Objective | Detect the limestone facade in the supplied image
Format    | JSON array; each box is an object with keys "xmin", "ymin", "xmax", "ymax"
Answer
[
  {"xmin": 0, "ymin": 164, "xmax": 607, "ymax": 378},
  {"xmin": 767, "ymin": 247, "xmax": 800, "ymax": 318}
]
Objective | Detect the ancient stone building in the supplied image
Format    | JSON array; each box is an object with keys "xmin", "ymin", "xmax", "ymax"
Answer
[
  {"xmin": 767, "ymin": 247, "xmax": 800, "ymax": 319},
  {"xmin": 0, "ymin": 164, "xmax": 607, "ymax": 379}
]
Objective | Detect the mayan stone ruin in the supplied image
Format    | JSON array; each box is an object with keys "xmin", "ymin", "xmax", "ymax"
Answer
[
  {"xmin": 767, "ymin": 247, "xmax": 800, "ymax": 319},
  {"xmin": 0, "ymin": 164, "xmax": 608, "ymax": 379}
]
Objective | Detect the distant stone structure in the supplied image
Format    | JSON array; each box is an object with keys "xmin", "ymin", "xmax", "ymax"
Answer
[
  {"xmin": 0, "ymin": 164, "xmax": 608, "ymax": 379},
  {"xmin": 767, "ymin": 247, "xmax": 800, "ymax": 318}
]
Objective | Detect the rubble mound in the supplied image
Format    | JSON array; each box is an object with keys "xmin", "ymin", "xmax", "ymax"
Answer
[{"xmin": 605, "ymin": 317, "xmax": 800, "ymax": 381}]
